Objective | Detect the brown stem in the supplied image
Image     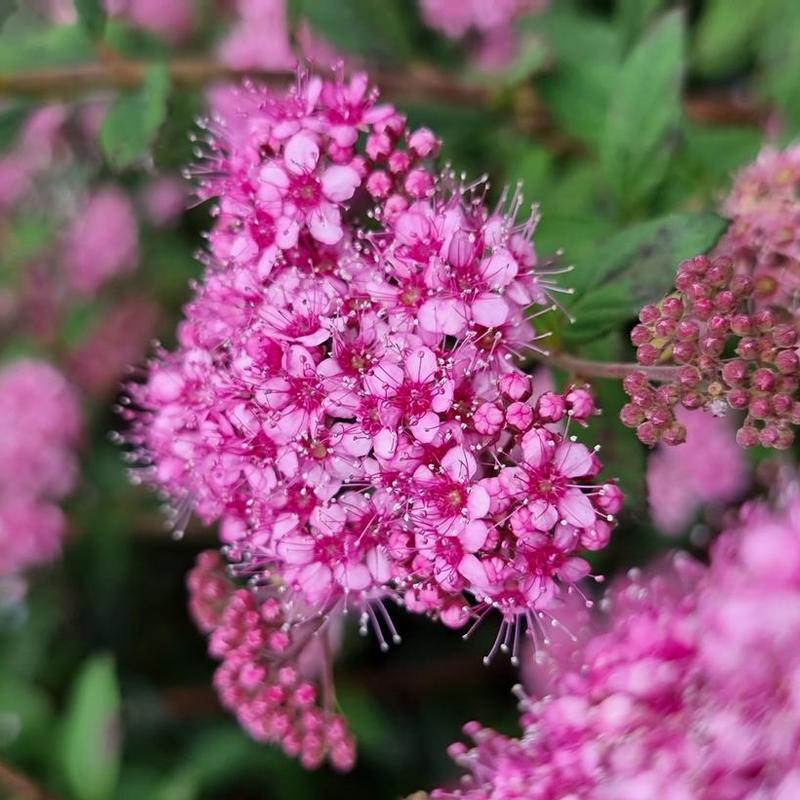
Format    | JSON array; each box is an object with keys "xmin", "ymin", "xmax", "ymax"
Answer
[
  {"xmin": 535, "ymin": 351, "xmax": 680, "ymax": 382},
  {"xmin": 0, "ymin": 760, "xmax": 60, "ymax": 800},
  {"xmin": 0, "ymin": 58, "xmax": 766, "ymax": 128}
]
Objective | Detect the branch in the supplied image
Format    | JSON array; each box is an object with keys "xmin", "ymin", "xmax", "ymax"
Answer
[
  {"xmin": 0, "ymin": 57, "xmax": 767, "ymax": 128},
  {"xmin": 0, "ymin": 760, "xmax": 60, "ymax": 800},
  {"xmin": 534, "ymin": 350, "xmax": 680, "ymax": 382}
]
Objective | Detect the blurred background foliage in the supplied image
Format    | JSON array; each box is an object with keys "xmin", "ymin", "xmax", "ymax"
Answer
[{"xmin": 0, "ymin": 0, "xmax": 797, "ymax": 797}]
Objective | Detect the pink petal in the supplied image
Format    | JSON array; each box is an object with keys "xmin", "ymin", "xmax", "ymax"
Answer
[
  {"xmin": 480, "ymin": 248, "xmax": 518, "ymax": 288},
  {"xmin": 418, "ymin": 296, "xmax": 468, "ymax": 336},
  {"xmin": 308, "ymin": 202, "xmax": 343, "ymax": 245},
  {"xmin": 528, "ymin": 498, "xmax": 560, "ymax": 532},
  {"xmin": 394, "ymin": 211, "xmax": 432, "ymax": 246},
  {"xmin": 521, "ymin": 428, "xmax": 551, "ymax": 467},
  {"xmin": 558, "ymin": 556, "xmax": 591, "ymax": 583},
  {"xmin": 297, "ymin": 562, "xmax": 332, "ymax": 595},
  {"xmin": 555, "ymin": 441, "xmax": 593, "ymax": 478},
  {"xmin": 410, "ymin": 410, "xmax": 440, "ymax": 443},
  {"xmin": 442, "ymin": 445, "xmax": 476, "ymax": 482},
  {"xmin": 373, "ymin": 428, "xmax": 398, "ymax": 460},
  {"xmin": 458, "ymin": 553, "xmax": 490, "ymax": 588},
  {"xmin": 284, "ymin": 132, "xmax": 320, "ymax": 175},
  {"xmin": 405, "ymin": 346, "xmax": 438, "ymax": 384},
  {"xmin": 431, "ymin": 378, "xmax": 454, "ymax": 414},
  {"xmin": 558, "ymin": 489, "xmax": 596, "ymax": 528},
  {"xmin": 276, "ymin": 216, "xmax": 300, "ymax": 249},
  {"xmin": 365, "ymin": 360, "xmax": 403, "ymax": 397},
  {"xmin": 321, "ymin": 164, "xmax": 361, "ymax": 202},
  {"xmin": 467, "ymin": 485, "xmax": 491, "ymax": 520},
  {"xmin": 471, "ymin": 293, "xmax": 509, "ymax": 327},
  {"xmin": 460, "ymin": 519, "xmax": 489, "ymax": 552}
]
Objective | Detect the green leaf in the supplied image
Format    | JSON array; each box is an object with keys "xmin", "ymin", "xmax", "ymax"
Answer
[
  {"xmin": 0, "ymin": 1, "xmax": 16, "ymax": 32},
  {"xmin": 615, "ymin": 0, "xmax": 663, "ymax": 51},
  {"xmin": 530, "ymin": 8, "xmax": 620, "ymax": 148},
  {"xmin": 100, "ymin": 63, "xmax": 171, "ymax": 169},
  {"xmin": 297, "ymin": 0, "xmax": 414, "ymax": 62},
  {"xmin": 571, "ymin": 212, "xmax": 726, "ymax": 304},
  {"xmin": 758, "ymin": 0, "xmax": 800, "ymax": 131},
  {"xmin": 0, "ymin": 24, "xmax": 93, "ymax": 70},
  {"xmin": 693, "ymin": 0, "xmax": 773, "ymax": 77},
  {"xmin": 602, "ymin": 11, "xmax": 685, "ymax": 215},
  {"xmin": 0, "ymin": 677, "xmax": 53, "ymax": 758},
  {"xmin": 0, "ymin": 104, "xmax": 30, "ymax": 151},
  {"xmin": 74, "ymin": 0, "xmax": 106, "ymax": 40},
  {"xmin": 61, "ymin": 654, "xmax": 122, "ymax": 800}
]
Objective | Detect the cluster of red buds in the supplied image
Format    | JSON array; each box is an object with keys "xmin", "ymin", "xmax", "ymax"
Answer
[{"xmin": 621, "ymin": 254, "xmax": 800, "ymax": 449}]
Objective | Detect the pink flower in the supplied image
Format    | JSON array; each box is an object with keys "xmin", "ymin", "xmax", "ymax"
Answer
[
  {"xmin": 62, "ymin": 186, "xmax": 138, "ymax": 294},
  {"xmin": 426, "ymin": 492, "xmax": 800, "ymax": 799},
  {"xmin": 647, "ymin": 407, "xmax": 749, "ymax": 534},
  {"xmin": 105, "ymin": 0, "xmax": 195, "ymax": 43},
  {"xmin": 258, "ymin": 133, "xmax": 361, "ymax": 247},
  {"xmin": 0, "ymin": 360, "xmax": 81, "ymax": 578}
]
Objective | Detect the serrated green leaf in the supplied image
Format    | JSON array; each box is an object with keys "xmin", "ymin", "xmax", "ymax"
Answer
[
  {"xmin": 298, "ymin": 0, "xmax": 414, "ymax": 62},
  {"xmin": 602, "ymin": 11, "xmax": 685, "ymax": 215},
  {"xmin": 74, "ymin": 0, "xmax": 106, "ymax": 39},
  {"xmin": 571, "ymin": 212, "xmax": 726, "ymax": 302},
  {"xmin": 530, "ymin": 7, "xmax": 620, "ymax": 148},
  {"xmin": 100, "ymin": 63, "xmax": 171, "ymax": 169},
  {"xmin": 61, "ymin": 654, "xmax": 122, "ymax": 800}
]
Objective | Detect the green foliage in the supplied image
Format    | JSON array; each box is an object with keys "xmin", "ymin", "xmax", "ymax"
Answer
[
  {"xmin": 100, "ymin": 63, "xmax": 172, "ymax": 170},
  {"xmin": 61, "ymin": 655, "xmax": 122, "ymax": 800},
  {"xmin": 602, "ymin": 10, "xmax": 685, "ymax": 216},
  {"xmin": 295, "ymin": 0, "xmax": 415, "ymax": 62},
  {"xmin": 566, "ymin": 212, "xmax": 726, "ymax": 344},
  {"xmin": 74, "ymin": 0, "xmax": 107, "ymax": 40}
]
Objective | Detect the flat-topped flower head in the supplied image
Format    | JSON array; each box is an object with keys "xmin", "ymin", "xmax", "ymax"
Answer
[{"xmin": 124, "ymin": 67, "xmax": 620, "ymax": 760}]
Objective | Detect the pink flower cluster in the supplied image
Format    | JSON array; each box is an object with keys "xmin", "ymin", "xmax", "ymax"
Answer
[
  {"xmin": 623, "ymin": 254, "xmax": 800, "ymax": 449},
  {"xmin": 187, "ymin": 550, "xmax": 355, "ymax": 770},
  {"xmin": 646, "ymin": 407, "xmax": 748, "ymax": 535},
  {"xmin": 419, "ymin": 0, "xmax": 547, "ymax": 67},
  {"xmin": 427, "ymin": 491, "xmax": 800, "ymax": 799},
  {"xmin": 716, "ymin": 143, "xmax": 800, "ymax": 309},
  {"xmin": 0, "ymin": 360, "xmax": 82, "ymax": 578},
  {"xmin": 126, "ymin": 69, "xmax": 619, "ymax": 661}
]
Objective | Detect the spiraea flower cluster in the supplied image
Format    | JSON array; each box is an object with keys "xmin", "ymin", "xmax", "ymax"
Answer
[
  {"xmin": 125, "ymin": 66, "xmax": 619, "ymax": 685},
  {"xmin": 188, "ymin": 550, "xmax": 355, "ymax": 771},
  {"xmin": 716, "ymin": 143, "xmax": 800, "ymax": 309},
  {"xmin": 622, "ymin": 254, "xmax": 800, "ymax": 448},
  {"xmin": 425, "ymin": 490, "xmax": 800, "ymax": 800},
  {"xmin": 623, "ymin": 143, "xmax": 800, "ymax": 450},
  {"xmin": 0, "ymin": 359, "xmax": 81, "ymax": 580}
]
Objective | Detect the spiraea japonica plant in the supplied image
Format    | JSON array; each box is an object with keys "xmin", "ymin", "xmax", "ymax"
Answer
[{"xmin": 122, "ymin": 67, "xmax": 622, "ymax": 767}]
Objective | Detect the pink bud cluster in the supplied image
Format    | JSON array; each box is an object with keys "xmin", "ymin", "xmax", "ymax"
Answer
[
  {"xmin": 0, "ymin": 359, "xmax": 82, "ymax": 578},
  {"xmin": 187, "ymin": 550, "xmax": 355, "ymax": 771},
  {"xmin": 426, "ymin": 491, "xmax": 800, "ymax": 799},
  {"xmin": 125, "ymin": 68, "xmax": 619, "ymax": 661},
  {"xmin": 716, "ymin": 143, "xmax": 800, "ymax": 309},
  {"xmin": 622, "ymin": 254, "xmax": 800, "ymax": 448}
]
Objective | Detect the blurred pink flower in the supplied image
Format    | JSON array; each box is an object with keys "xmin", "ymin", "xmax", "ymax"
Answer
[
  {"xmin": 0, "ymin": 360, "xmax": 82, "ymax": 578},
  {"xmin": 647, "ymin": 407, "xmax": 749, "ymax": 535},
  {"xmin": 419, "ymin": 0, "xmax": 547, "ymax": 67},
  {"xmin": 105, "ymin": 0, "xmax": 195, "ymax": 43},
  {"xmin": 69, "ymin": 296, "xmax": 160, "ymax": 397},
  {"xmin": 218, "ymin": 0, "xmax": 295, "ymax": 69},
  {"xmin": 428, "ymin": 492, "xmax": 800, "ymax": 799},
  {"xmin": 142, "ymin": 177, "xmax": 185, "ymax": 226},
  {"xmin": 62, "ymin": 186, "xmax": 139, "ymax": 295}
]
